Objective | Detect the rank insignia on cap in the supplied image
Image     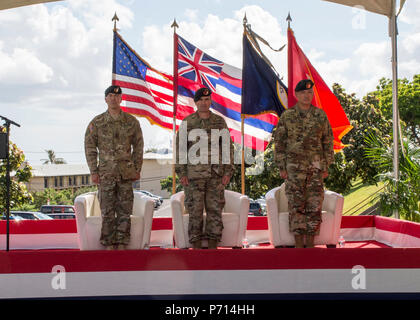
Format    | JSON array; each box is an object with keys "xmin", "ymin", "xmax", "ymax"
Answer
[
  {"xmin": 295, "ymin": 79, "xmax": 314, "ymax": 92},
  {"xmin": 193, "ymin": 87, "xmax": 212, "ymax": 102},
  {"xmin": 105, "ymin": 85, "xmax": 122, "ymax": 96}
]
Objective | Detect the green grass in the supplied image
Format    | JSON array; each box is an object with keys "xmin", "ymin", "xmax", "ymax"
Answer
[{"xmin": 342, "ymin": 179, "xmax": 384, "ymax": 216}]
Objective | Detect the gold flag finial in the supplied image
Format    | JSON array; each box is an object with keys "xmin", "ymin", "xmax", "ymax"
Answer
[
  {"xmin": 171, "ymin": 18, "xmax": 179, "ymax": 30},
  {"xmin": 112, "ymin": 12, "xmax": 119, "ymax": 31},
  {"xmin": 286, "ymin": 12, "xmax": 292, "ymax": 29}
]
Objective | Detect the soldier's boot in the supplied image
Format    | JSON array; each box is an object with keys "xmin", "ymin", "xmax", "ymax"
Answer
[
  {"xmin": 305, "ymin": 235, "xmax": 315, "ymax": 248},
  {"xmin": 116, "ymin": 244, "xmax": 127, "ymax": 250},
  {"xmin": 294, "ymin": 235, "xmax": 305, "ymax": 248},
  {"xmin": 208, "ymin": 239, "xmax": 218, "ymax": 249},
  {"xmin": 192, "ymin": 240, "xmax": 202, "ymax": 249},
  {"xmin": 105, "ymin": 245, "xmax": 115, "ymax": 250}
]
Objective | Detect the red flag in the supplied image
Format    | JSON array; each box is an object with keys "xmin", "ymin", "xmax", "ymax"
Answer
[{"xmin": 287, "ymin": 28, "xmax": 352, "ymax": 151}]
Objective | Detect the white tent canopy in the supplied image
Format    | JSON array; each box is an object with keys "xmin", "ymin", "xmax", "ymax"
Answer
[
  {"xmin": 323, "ymin": 0, "xmax": 406, "ymax": 219},
  {"xmin": 322, "ymin": 0, "xmax": 405, "ymax": 17},
  {"xmin": 0, "ymin": 0, "xmax": 61, "ymax": 11}
]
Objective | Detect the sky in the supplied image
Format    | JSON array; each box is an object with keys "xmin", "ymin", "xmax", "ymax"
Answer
[{"xmin": 0, "ymin": 0, "xmax": 419, "ymax": 166}]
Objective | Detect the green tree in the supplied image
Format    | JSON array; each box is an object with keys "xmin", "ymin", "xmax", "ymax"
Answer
[
  {"xmin": 0, "ymin": 127, "xmax": 33, "ymax": 212},
  {"xmin": 372, "ymin": 75, "xmax": 420, "ymax": 145},
  {"xmin": 228, "ymin": 142, "xmax": 283, "ymax": 199},
  {"xmin": 41, "ymin": 149, "xmax": 66, "ymax": 164},
  {"xmin": 160, "ymin": 175, "xmax": 183, "ymax": 194},
  {"xmin": 325, "ymin": 84, "xmax": 393, "ymax": 194},
  {"xmin": 31, "ymin": 186, "xmax": 97, "ymax": 210},
  {"xmin": 365, "ymin": 133, "xmax": 420, "ymax": 222}
]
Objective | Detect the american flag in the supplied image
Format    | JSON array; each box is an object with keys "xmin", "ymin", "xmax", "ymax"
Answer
[
  {"xmin": 176, "ymin": 35, "xmax": 278, "ymax": 151},
  {"xmin": 112, "ymin": 31, "xmax": 278, "ymax": 151},
  {"xmin": 112, "ymin": 31, "xmax": 178, "ymax": 130}
]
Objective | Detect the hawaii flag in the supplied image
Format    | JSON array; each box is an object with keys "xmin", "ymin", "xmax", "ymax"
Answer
[
  {"xmin": 288, "ymin": 28, "xmax": 352, "ymax": 151},
  {"xmin": 176, "ymin": 34, "xmax": 277, "ymax": 151}
]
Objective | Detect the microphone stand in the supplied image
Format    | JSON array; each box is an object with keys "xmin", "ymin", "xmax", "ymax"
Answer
[{"xmin": 0, "ymin": 115, "xmax": 20, "ymax": 251}]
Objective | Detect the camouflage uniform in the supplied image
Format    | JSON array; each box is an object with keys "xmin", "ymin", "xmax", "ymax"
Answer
[
  {"xmin": 175, "ymin": 111, "xmax": 234, "ymax": 243},
  {"xmin": 274, "ymin": 104, "xmax": 334, "ymax": 235},
  {"xmin": 84, "ymin": 110, "xmax": 143, "ymax": 246}
]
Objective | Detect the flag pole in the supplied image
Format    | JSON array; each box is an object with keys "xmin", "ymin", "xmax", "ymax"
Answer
[
  {"xmin": 111, "ymin": 12, "xmax": 119, "ymax": 86},
  {"xmin": 286, "ymin": 13, "xmax": 292, "ymax": 108},
  {"xmin": 240, "ymin": 14, "xmax": 248, "ymax": 195},
  {"xmin": 171, "ymin": 19, "xmax": 179, "ymax": 195}
]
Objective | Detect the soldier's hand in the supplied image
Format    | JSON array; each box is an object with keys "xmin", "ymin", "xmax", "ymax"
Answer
[
  {"xmin": 280, "ymin": 170, "xmax": 288, "ymax": 179},
  {"xmin": 92, "ymin": 173, "xmax": 100, "ymax": 184},
  {"xmin": 133, "ymin": 172, "xmax": 141, "ymax": 181},
  {"xmin": 221, "ymin": 175, "xmax": 231, "ymax": 186},
  {"xmin": 322, "ymin": 171, "xmax": 329, "ymax": 179},
  {"xmin": 180, "ymin": 176, "xmax": 189, "ymax": 186}
]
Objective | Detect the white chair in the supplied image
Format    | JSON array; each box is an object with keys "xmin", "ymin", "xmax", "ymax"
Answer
[
  {"xmin": 171, "ymin": 190, "xmax": 250, "ymax": 248},
  {"xmin": 74, "ymin": 191, "xmax": 154, "ymax": 250},
  {"xmin": 265, "ymin": 183, "xmax": 344, "ymax": 248}
]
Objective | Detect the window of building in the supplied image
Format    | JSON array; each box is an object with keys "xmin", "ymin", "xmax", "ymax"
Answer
[
  {"xmin": 54, "ymin": 177, "xmax": 58, "ymax": 187},
  {"xmin": 44, "ymin": 177, "xmax": 49, "ymax": 188},
  {"xmin": 59, "ymin": 176, "xmax": 63, "ymax": 187}
]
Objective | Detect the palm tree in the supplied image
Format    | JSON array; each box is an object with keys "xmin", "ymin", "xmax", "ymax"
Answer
[
  {"xmin": 41, "ymin": 149, "xmax": 67, "ymax": 165},
  {"xmin": 365, "ymin": 133, "xmax": 420, "ymax": 222}
]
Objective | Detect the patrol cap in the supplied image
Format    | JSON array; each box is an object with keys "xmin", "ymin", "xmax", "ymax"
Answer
[
  {"xmin": 295, "ymin": 79, "xmax": 314, "ymax": 92},
  {"xmin": 194, "ymin": 87, "xmax": 212, "ymax": 102},
  {"xmin": 105, "ymin": 85, "xmax": 122, "ymax": 97}
]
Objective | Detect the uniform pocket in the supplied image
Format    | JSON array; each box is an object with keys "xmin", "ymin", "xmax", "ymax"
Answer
[{"xmin": 120, "ymin": 161, "xmax": 137, "ymax": 180}]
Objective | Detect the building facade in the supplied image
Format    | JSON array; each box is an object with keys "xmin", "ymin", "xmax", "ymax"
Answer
[{"xmin": 26, "ymin": 153, "xmax": 173, "ymax": 198}]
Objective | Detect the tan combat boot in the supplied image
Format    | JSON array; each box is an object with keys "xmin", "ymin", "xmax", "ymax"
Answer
[
  {"xmin": 294, "ymin": 235, "xmax": 305, "ymax": 248},
  {"xmin": 116, "ymin": 244, "xmax": 127, "ymax": 250},
  {"xmin": 208, "ymin": 239, "xmax": 218, "ymax": 249},
  {"xmin": 105, "ymin": 245, "xmax": 115, "ymax": 250},
  {"xmin": 305, "ymin": 235, "xmax": 315, "ymax": 248},
  {"xmin": 192, "ymin": 240, "xmax": 202, "ymax": 249}
]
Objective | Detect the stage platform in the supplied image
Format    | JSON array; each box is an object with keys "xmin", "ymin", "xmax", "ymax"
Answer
[{"xmin": 1, "ymin": 215, "xmax": 420, "ymax": 299}]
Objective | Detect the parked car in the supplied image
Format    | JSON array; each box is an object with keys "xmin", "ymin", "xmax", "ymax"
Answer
[
  {"xmin": 40, "ymin": 205, "xmax": 75, "ymax": 214},
  {"xmin": 47, "ymin": 213, "xmax": 75, "ymax": 219},
  {"xmin": 11, "ymin": 211, "xmax": 53, "ymax": 220},
  {"xmin": 0, "ymin": 213, "xmax": 24, "ymax": 221},
  {"xmin": 138, "ymin": 190, "xmax": 162, "ymax": 208},
  {"xmin": 249, "ymin": 201, "xmax": 264, "ymax": 216},
  {"xmin": 40, "ymin": 205, "xmax": 76, "ymax": 219},
  {"xmin": 255, "ymin": 197, "xmax": 267, "ymax": 214}
]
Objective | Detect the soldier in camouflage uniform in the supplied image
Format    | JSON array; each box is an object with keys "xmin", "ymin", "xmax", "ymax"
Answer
[
  {"xmin": 274, "ymin": 79, "xmax": 334, "ymax": 248},
  {"xmin": 175, "ymin": 87, "xmax": 234, "ymax": 249},
  {"xmin": 84, "ymin": 85, "xmax": 144, "ymax": 250}
]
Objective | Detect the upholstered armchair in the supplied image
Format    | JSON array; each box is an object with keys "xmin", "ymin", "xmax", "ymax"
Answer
[
  {"xmin": 74, "ymin": 191, "xmax": 154, "ymax": 250},
  {"xmin": 171, "ymin": 190, "xmax": 250, "ymax": 248},
  {"xmin": 266, "ymin": 183, "xmax": 344, "ymax": 247}
]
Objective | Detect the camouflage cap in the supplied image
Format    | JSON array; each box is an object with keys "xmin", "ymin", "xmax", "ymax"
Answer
[
  {"xmin": 105, "ymin": 85, "xmax": 122, "ymax": 97},
  {"xmin": 295, "ymin": 79, "xmax": 314, "ymax": 92},
  {"xmin": 194, "ymin": 87, "xmax": 212, "ymax": 102}
]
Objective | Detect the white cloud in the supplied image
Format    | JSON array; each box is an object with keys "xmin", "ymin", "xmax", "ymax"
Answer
[
  {"xmin": 185, "ymin": 9, "xmax": 198, "ymax": 21},
  {"xmin": 0, "ymin": 45, "xmax": 53, "ymax": 84}
]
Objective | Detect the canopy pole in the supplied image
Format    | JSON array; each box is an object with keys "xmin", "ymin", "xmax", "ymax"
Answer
[{"xmin": 390, "ymin": 0, "xmax": 399, "ymax": 219}]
